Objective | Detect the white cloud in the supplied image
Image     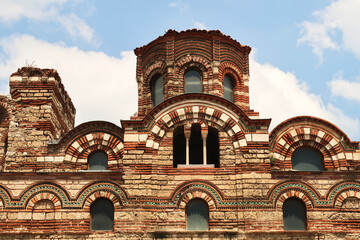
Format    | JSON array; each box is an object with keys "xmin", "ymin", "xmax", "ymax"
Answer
[
  {"xmin": 194, "ymin": 21, "xmax": 206, "ymax": 30},
  {"xmin": 328, "ymin": 73, "xmax": 360, "ymax": 103},
  {"xmin": 168, "ymin": 0, "xmax": 188, "ymax": 12},
  {"xmin": 0, "ymin": 0, "xmax": 96, "ymax": 44},
  {"xmin": 0, "ymin": 34, "xmax": 137, "ymax": 126},
  {"xmin": 249, "ymin": 56, "xmax": 359, "ymax": 139},
  {"xmin": 0, "ymin": 34, "xmax": 358, "ymax": 139},
  {"xmin": 298, "ymin": 0, "xmax": 360, "ymax": 60}
]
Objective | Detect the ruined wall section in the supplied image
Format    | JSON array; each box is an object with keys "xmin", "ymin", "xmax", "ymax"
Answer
[{"xmin": 6, "ymin": 67, "xmax": 76, "ymax": 171}]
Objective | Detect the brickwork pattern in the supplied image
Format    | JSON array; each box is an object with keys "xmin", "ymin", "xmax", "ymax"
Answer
[{"xmin": 0, "ymin": 30, "xmax": 358, "ymax": 239}]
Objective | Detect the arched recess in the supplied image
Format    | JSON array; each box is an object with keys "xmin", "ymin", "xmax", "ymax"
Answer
[
  {"xmin": 173, "ymin": 55, "xmax": 213, "ymax": 95},
  {"xmin": 329, "ymin": 182, "xmax": 360, "ymax": 208},
  {"xmin": 144, "ymin": 101, "xmax": 249, "ymax": 153},
  {"xmin": 27, "ymin": 192, "xmax": 61, "ymax": 210},
  {"xmin": 269, "ymin": 116, "xmax": 359, "ymax": 171},
  {"xmin": 64, "ymin": 131, "xmax": 123, "ymax": 170}
]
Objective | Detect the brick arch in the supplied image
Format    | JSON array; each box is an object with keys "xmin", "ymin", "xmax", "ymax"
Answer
[
  {"xmin": 173, "ymin": 55, "xmax": 213, "ymax": 94},
  {"xmin": 275, "ymin": 190, "xmax": 314, "ymax": 209},
  {"xmin": 268, "ymin": 180, "xmax": 320, "ymax": 209},
  {"xmin": 83, "ymin": 191, "xmax": 122, "ymax": 210},
  {"xmin": 64, "ymin": 132, "xmax": 123, "ymax": 170},
  {"xmin": 27, "ymin": 192, "xmax": 61, "ymax": 210},
  {"xmin": 143, "ymin": 60, "xmax": 167, "ymax": 85},
  {"xmin": 172, "ymin": 180, "xmax": 223, "ymax": 210},
  {"xmin": 178, "ymin": 191, "xmax": 216, "ymax": 211},
  {"xmin": 270, "ymin": 126, "xmax": 346, "ymax": 171},
  {"xmin": 219, "ymin": 62, "xmax": 242, "ymax": 86},
  {"xmin": 334, "ymin": 190, "xmax": 360, "ymax": 208},
  {"xmin": 145, "ymin": 104, "xmax": 247, "ymax": 152}
]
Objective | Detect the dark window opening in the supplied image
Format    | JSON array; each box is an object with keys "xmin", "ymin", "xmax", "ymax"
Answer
[
  {"xmin": 186, "ymin": 198, "xmax": 209, "ymax": 231},
  {"xmin": 185, "ymin": 70, "xmax": 202, "ymax": 93},
  {"xmin": 173, "ymin": 124, "xmax": 219, "ymax": 168},
  {"xmin": 207, "ymin": 127, "xmax": 219, "ymax": 167},
  {"xmin": 173, "ymin": 125, "xmax": 186, "ymax": 167},
  {"xmin": 189, "ymin": 124, "xmax": 203, "ymax": 164},
  {"xmin": 88, "ymin": 151, "xmax": 108, "ymax": 170},
  {"xmin": 151, "ymin": 75, "xmax": 163, "ymax": 106},
  {"xmin": 224, "ymin": 74, "xmax": 234, "ymax": 102},
  {"xmin": 91, "ymin": 198, "xmax": 114, "ymax": 231},
  {"xmin": 283, "ymin": 197, "xmax": 307, "ymax": 231},
  {"xmin": 291, "ymin": 147, "xmax": 323, "ymax": 171},
  {"xmin": 4, "ymin": 136, "xmax": 8, "ymax": 155}
]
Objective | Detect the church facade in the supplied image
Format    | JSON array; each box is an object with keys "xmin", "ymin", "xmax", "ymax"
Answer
[{"xmin": 0, "ymin": 29, "xmax": 359, "ymax": 239}]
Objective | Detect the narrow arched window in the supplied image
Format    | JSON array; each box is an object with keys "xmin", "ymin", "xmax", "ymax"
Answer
[
  {"xmin": 189, "ymin": 124, "xmax": 203, "ymax": 164},
  {"xmin": 185, "ymin": 70, "xmax": 202, "ymax": 93},
  {"xmin": 186, "ymin": 199, "xmax": 209, "ymax": 231},
  {"xmin": 206, "ymin": 127, "xmax": 219, "ymax": 168},
  {"xmin": 283, "ymin": 198, "xmax": 307, "ymax": 230},
  {"xmin": 151, "ymin": 75, "xmax": 163, "ymax": 106},
  {"xmin": 291, "ymin": 148, "xmax": 323, "ymax": 171},
  {"xmin": 91, "ymin": 198, "xmax": 114, "ymax": 231},
  {"xmin": 224, "ymin": 74, "xmax": 234, "ymax": 102},
  {"xmin": 173, "ymin": 125, "xmax": 186, "ymax": 167},
  {"xmin": 88, "ymin": 151, "xmax": 108, "ymax": 170}
]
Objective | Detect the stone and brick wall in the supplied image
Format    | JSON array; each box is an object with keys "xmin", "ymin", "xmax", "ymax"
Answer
[{"xmin": 0, "ymin": 30, "xmax": 358, "ymax": 239}]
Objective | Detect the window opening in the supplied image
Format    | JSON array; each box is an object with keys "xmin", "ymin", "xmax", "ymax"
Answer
[
  {"xmin": 173, "ymin": 124, "xmax": 219, "ymax": 168},
  {"xmin": 91, "ymin": 198, "xmax": 114, "ymax": 231},
  {"xmin": 291, "ymin": 148, "xmax": 323, "ymax": 171},
  {"xmin": 88, "ymin": 151, "xmax": 108, "ymax": 170},
  {"xmin": 151, "ymin": 75, "xmax": 163, "ymax": 106},
  {"xmin": 189, "ymin": 124, "xmax": 203, "ymax": 164},
  {"xmin": 173, "ymin": 125, "xmax": 186, "ymax": 167},
  {"xmin": 224, "ymin": 74, "xmax": 234, "ymax": 102},
  {"xmin": 206, "ymin": 127, "xmax": 219, "ymax": 167},
  {"xmin": 283, "ymin": 197, "xmax": 307, "ymax": 231},
  {"xmin": 185, "ymin": 70, "xmax": 202, "ymax": 93},
  {"xmin": 186, "ymin": 199, "xmax": 209, "ymax": 231}
]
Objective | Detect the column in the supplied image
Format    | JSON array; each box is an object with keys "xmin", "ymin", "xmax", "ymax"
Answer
[
  {"xmin": 201, "ymin": 126, "xmax": 208, "ymax": 165},
  {"xmin": 184, "ymin": 127, "xmax": 191, "ymax": 165}
]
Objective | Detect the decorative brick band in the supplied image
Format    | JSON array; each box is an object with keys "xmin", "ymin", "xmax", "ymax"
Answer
[{"xmin": 0, "ymin": 180, "xmax": 358, "ymax": 210}]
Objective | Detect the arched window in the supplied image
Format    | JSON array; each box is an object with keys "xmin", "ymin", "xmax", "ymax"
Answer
[
  {"xmin": 189, "ymin": 124, "xmax": 203, "ymax": 164},
  {"xmin": 151, "ymin": 75, "xmax": 163, "ymax": 106},
  {"xmin": 91, "ymin": 198, "xmax": 114, "ymax": 231},
  {"xmin": 224, "ymin": 74, "xmax": 234, "ymax": 102},
  {"xmin": 283, "ymin": 198, "xmax": 307, "ymax": 231},
  {"xmin": 185, "ymin": 70, "xmax": 202, "ymax": 93},
  {"xmin": 173, "ymin": 125, "xmax": 186, "ymax": 167},
  {"xmin": 173, "ymin": 124, "xmax": 219, "ymax": 168},
  {"xmin": 88, "ymin": 151, "xmax": 108, "ymax": 170},
  {"xmin": 291, "ymin": 148, "xmax": 323, "ymax": 171},
  {"xmin": 206, "ymin": 127, "xmax": 219, "ymax": 167},
  {"xmin": 186, "ymin": 199, "xmax": 209, "ymax": 231}
]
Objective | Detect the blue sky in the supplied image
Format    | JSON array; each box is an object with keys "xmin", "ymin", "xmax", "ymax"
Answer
[{"xmin": 0, "ymin": 0, "xmax": 359, "ymax": 140}]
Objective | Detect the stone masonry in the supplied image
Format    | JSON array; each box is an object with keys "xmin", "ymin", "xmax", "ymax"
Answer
[{"xmin": 0, "ymin": 29, "xmax": 358, "ymax": 239}]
